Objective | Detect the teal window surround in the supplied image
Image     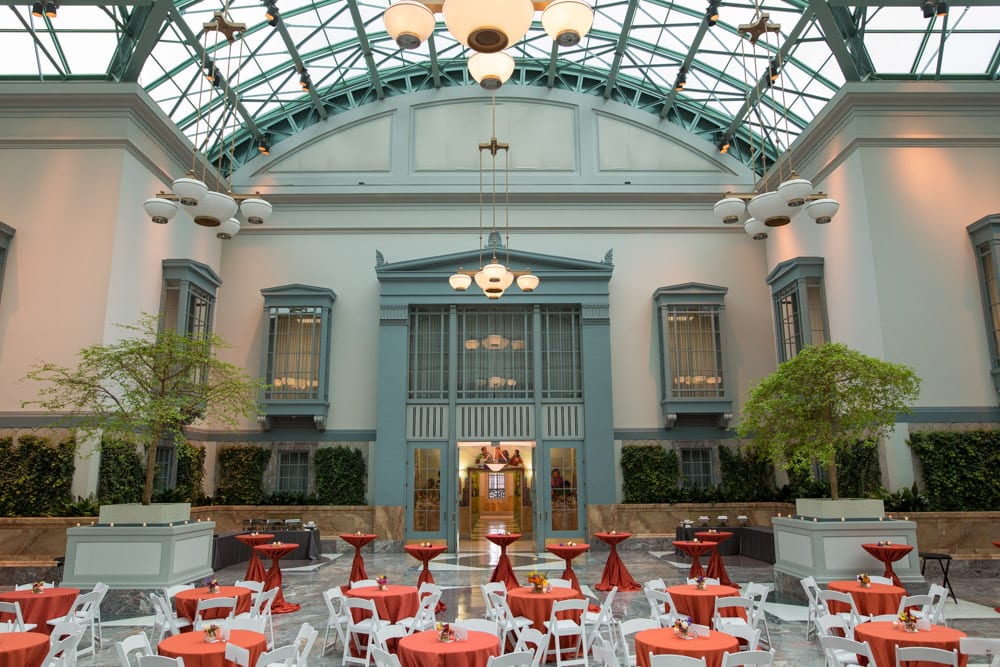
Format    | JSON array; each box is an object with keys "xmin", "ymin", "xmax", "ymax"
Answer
[
  {"xmin": 160, "ymin": 259, "xmax": 222, "ymax": 338},
  {"xmin": 0, "ymin": 222, "xmax": 13, "ymax": 303},
  {"xmin": 766, "ymin": 257, "xmax": 829, "ymax": 363},
  {"xmin": 653, "ymin": 283, "xmax": 732, "ymax": 428},
  {"xmin": 260, "ymin": 284, "xmax": 337, "ymax": 431},
  {"xmin": 968, "ymin": 214, "xmax": 1000, "ymax": 397}
]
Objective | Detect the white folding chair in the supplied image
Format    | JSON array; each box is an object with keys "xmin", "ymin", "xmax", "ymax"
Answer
[
  {"xmin": 744, "ymin": 583, "xmax": 772, "ymax": 648},
  {"xmin": 488, "ymin": 590, "xmax": 532, "ymax": 646},
  {"xmin": 818, "ymin": 590, "xmax": 862, "ymax": 632},
  {"xmin": 47, "ymin": 589, "xmax": 102, "ymax": 658},
  {"xmin": 590, "ymin": 635, "xmax": 622, "ymax": 667},
  {"xmin": 42, "ymin": 628, "xmax": 83, "ymax": 667},
  {"xmin": 481, "ymin": 582, "xmax": 508, "ymax": 622},
  {"xmin": 644, "ymin": 578, "xmax": 666, "ymax": 591},
  {"xmin": 293, "ymin": 622, "xmax": 318, "ymax": 667},
  {"xmin": 226, "ymin": 616, "xmax": 267, "ymax": 633},
  {"xmin": 488, "ymin": 652, "xmax": 535, "ymax": 667},
  {"xmin": 235, "ymin": 586, "xmax": 278, "ymax": 648},
  {"xmin": 193, "ymin": 596, "xmax": 238, "ymax": 629},
  {"xmin": 514, "ymin": 627, "xmax": 548, "ymax": 667},
  {"xmin": 960, "ymin": 637, "xmax": 1000, "ymax": 667},
  {"xmin": 801, "ymin": 576, "xmax": 826, "ymax": 639},
  {"xmin": 236, "ymin": 579, "xmax": 265, "ymax": 602},
  {"xmin": 322, "ymin": 587, "xmax": 350, "ymax": 655},
  {"xmin": 818, "ymin": 636, "xmax": 877, "ymax": 667},
  {"xmin": 712, "ymin": 596, "xmax": 755, "ymax": 634},
  {"xmin": 370, "ymin": 647, "xmax": 402, "ymax": 667},
  {"xmin": 896, "ymin": 594, "xmax": 934, "ymax": 619},
  {"xmin": 49, "ymin": 621, "xmax": 84, "ymax": 667},
  {"xmin": 720, "ymin": 650, "xmax": 774, "ymax": 667},
  {"xmin": 255, "ymin": 644, "xmax": 299, "ymax": 667},
  {"xmin": 163, "ymin": 584, "xmax": 195, "ymax": 601},
  {"xmin": 342, "ymin": 597, "xmax": 388, "ymax": 667},
  {"xmin": 373, "ymin": 623, "xmax": 407, "ymax": 652},
  {"xmin": 542, "ymin": 598, "xmax": 589, "ymax": 667},
  {"xmin": 548, "ymin": 578, "xmax": 573, "ymax": 589},
  {"xmin": 225, "ymin": 643, "xmax": 251, "ymax": 667},
  {"xmin": 137, "ymin": 657, "xmax": 186, "ymax": 667},
  {"xmin": 150, "ymin": 593, "xmax": 192, "ymax": 643},
  {"xmin": 617, "ymin": 618, "xmax": 659, "ymax": 667},
  {"xmin": 454, "ymin": 618, "xmax": 501, "ymax": 637},
  {"xmin": 647, "ymin": 654, "xmax": 706, "ymax": 667},
  {"xmin": 400, "ymin": 590, "xmax": 441, "ymax": 635},
  {"xmin": 895, "ymin": 645, "xmax": 959, "ymax": 666},
  {"xmin": 923, "ymin": 584, "xmax": 949, "ymax": 626},
  {"xmin": 583, "ymin": 586, "xmax": 617, "ymax": 652},
  {"xmin": 114, "ymin": 632, "xmax": 154, "ymax": 667},
  {"xmin": 644, "ymin": 588, "xmax": 677, "ymax": 627},
  {"xmin": 815, "ymin": 614, "xmax": 853, "ymax": 642},
  {"xmin": 724, "ymin": 625, "xmax": 761, "ymax": 651},
  {"xmin": 0, "ymin": 600, "xmax": 37, "ymax": 631}
]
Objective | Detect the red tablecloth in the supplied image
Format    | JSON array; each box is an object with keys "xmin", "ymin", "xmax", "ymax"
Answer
[
  {"xmin": 828, "ymin": 580, "xmax": 906, "ymax": 617},
  {"xmin": 507, "ymin": 586, "xmax": 583, "ymax": 631},
  {"xmin": 862, "ymin": 544, "xmax": 913, "ymax": 587},
  {"xmin": 397, "ymin": 629, "xmax": 500, "ymax": 667},
  {"xmin": 0, "ymin": 631, "xmax": 49, "ymax": 667},
  {"xmin": 854, "ymin": 621, "xmax": 967, "ymax": 667},
  {"xmin": 174, "ymin": 586, "xmax": 253, "ymax": 625},
  {"xmin": 234, "ymin": 532, "xmax": 274, "ymax": 582},
  {"xmin": 158, "ymin": 628, "xmax": 268, "ymax": 667},
  {"xmin": 346, "ymin": 584, "xmax": 420, "ymax": 623},
  {"xmin": 255, "ymin": 542, "xmax": 301, "ymax": 613},
  {"xmin": 673, "ymin": 541, "xmax": 715, "ymax": 580},
  {"xmin": 0, "ymin": 587, "xmax": 79, "ymax": 635},
  {"xmin": 545, "ymin": 544, "xmax": 590, "ymax": 592},
  {"xmin": 635, "ymin": 627, "xmax": 739, "ymax": 667},
  {"xmin": 485, "ymin": 533, "xmax": 521, "ymax": 589},
  {"xmin": 666, "ymin": 584, "xmax": 743, "ymax": 627},
  {"xmin": 341, "ymin": 533, "xmax": 377, "ymax": 583},
  {"xmin": 695, "ymin": 532, "xmax": 733, "ymax": 586},
  {"xmin": 594, "ymin": 532, "xmax": 641, "ymax": 592},
  {"xmin": 404, "ymin": 544, "xmax": 448, "ymax": 611}
]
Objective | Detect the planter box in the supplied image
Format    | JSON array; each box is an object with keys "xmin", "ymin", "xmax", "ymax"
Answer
[
  {"xmin": 98, "ymin": 503, "xmax": 191, "ymax": 525},
  {"xmin": 795, "ymin": 498, "xmax": 885, "ymax": 519}
]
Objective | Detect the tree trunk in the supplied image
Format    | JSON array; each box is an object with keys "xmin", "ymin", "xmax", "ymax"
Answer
[
  {"xmin": 828, "ymin": 458, "xmax": 840, "ymax": 500},
  {"xmin": 143, "ymin": 429, "xmax": 163, "ymax": 505}
]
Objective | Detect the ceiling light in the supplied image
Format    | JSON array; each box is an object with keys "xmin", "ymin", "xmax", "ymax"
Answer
[
  {"xmin": 265, "ymin": 1, "xmax": 279, "ymax": 23},
  {"xmin": 468, "ymin": 52, "xmax": 515, "ymax": 90},
  {"xmin": 299, "ymin": 70, "xmax": 311, "ymax": 91},
  {"xmin": 384, "ymin": 0, "xmax": 435, "ymax": 49},
  {"xmin": 31, "ymin": 1, "xmax": 43, "ymax": 17},
  {"xmin": 769, "ymin": 59, "xmax": 780, "ymax": 82},
  {"xmin": 674, "ymin": 69, "xmax": 687, "ymax": 92},
  {"xmin": 717, "ymin": 135, "xmax": 731, "ymax": 154},
  {"xmin": 541, "ymin": 0, "xmax": 595, "ymax": 47},
  {"xmin": 216, "ymin": 217, "xmax": 240, "ymax": 240},
  {"xmin": 921, "ymin": 0, "xmax": 934, "ymax": 18},
  {"xmin": 44, "ymin": 1, "xmax": 57, "ymax": 18},
  {"xmin": 257, "ymin": 137, "xmax": 270, "ymax": 155},
  {"xmin": 936, "ymin": 0, "xmax": 948, "ymax": 16},
  {"xmin": 706, "ymin": 0, "xmax": 719, "ymax": 26},
  {"xmin": 744, "ymin": 218, "xmax": 767, "ymax": 240},
  {"xmin": 443, "ymin": 0, "xmax": 534, "ymax": 53}
]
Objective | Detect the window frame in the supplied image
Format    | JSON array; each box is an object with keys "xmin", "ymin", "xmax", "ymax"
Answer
[
  {"xmin": 968, "ymin": 214, "xmax": 1000, "ymax": 397},
  {"xmin": 0, "ymin": 222, "xmax": 13, "ymax": 304},
  {"xmin": 276, "ymin": 450, "xmax": 311, "ymax": 495},
  {"xmin": 766, "ymin": 257, "xmax": 829, "ymax": 363},
  {"xmin": 160, "ymin": 259, "xmax": 221, "ymax": 339},
  {"xmin": 260, "ymin": 284, "xmax": 337, "ymax": 430},
  {"xmin": 680, "ymin": 447, "xmax": 714, "ymax": 490},
  {"xmin": 653, "ymin": 283, "xmax": 732, "ymax": 428}
]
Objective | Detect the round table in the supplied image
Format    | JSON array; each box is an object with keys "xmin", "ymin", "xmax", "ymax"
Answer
[
  {"xmin": 828, "ymin": 580, "xmax": 906, "ymax": 617},
  {"xmin": 695, "ymin": 532, "xmax": 734, "ymax": 586},
  {"xmin": 255, "ymin": 542, "xmax": 302, "ymax": 613},
  {"xmin": 635, "ymin": 627, "xmax": 739, "ymax": 667},
  {"xmin": 594, "ymin": 532, "xmax": 641, "ymax": 592},
  {"xmin": 672, "ymin": 541, "xmax": 715, "ymax": 580},
  {"xmin": 862, "ymin": 543, "xmax": 913, "ymax": 587},
  {"xmin": 404, "ymin": 544, "xmax": 448, "ymax": 611},
  {"xmin": 854, "ymin": 621, "xmax": 967, "ymax": 667},
  {"xmin": 345, "ymin": 584, "xmax": 420, "ymax": 623},
  {"xmin": 545, "ymin": 544, "xmax": 590, "ymax": 593},
  {"xmin": 507, "ymin": 586, "xmax": 583, "ymax": 631},
  {"xmin": 234, "ymin": 532, "xmax": 274, "ymax": 582},
  {"xmin": 0, "ymin": 631, "xmax": 49, "ymax": 667},
  {"xmin": 485, "ymin": 533, "xmax": 521, "ymax": 589},
  {"xmin": 174, "ymin": 586, "xmax": 253, "ymax": 624},
  {"xmin": 397, "ymin": 629, "xmax": 500, "ymax": 667},
  {"xmin": 340, "ymin": 533, "xmax": 377, "ymax": 583},
  {"xmin": 158, "ymin": 628, "xmax": 268, "ymax": 667},
  {"xmin": 0, "ymin": 587, "xmax": 79, "ymax": 635},
  {"xmin": 665, "ymin": 584, "xmax": 742, "ymax": 627}
]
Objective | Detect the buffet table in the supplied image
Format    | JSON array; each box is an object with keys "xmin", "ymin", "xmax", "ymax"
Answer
[{"xmin": 212, "ymin": 529, "xmax": 320, "ymax": 570}]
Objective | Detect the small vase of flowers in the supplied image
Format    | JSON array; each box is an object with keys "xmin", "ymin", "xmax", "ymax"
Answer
[
  {"xmin": 673, "ymin": 616, "xmax": 693, "ymax": 639},
  {"xmin": 857, "ymin": 573, "xmax": 871, "ymax": 588},
  {"xmin": 31, "ymin": 580, "xmax": 45, "ymax": 594},
  {"xmin": 527, "ymin": 571, "xmax": 548, "ymax": 593},
  {"xmin": 205, "ymin": 577, "xmax": 219, "ymax": 594},
  {"xmin": 376, "ymin": 575, "xmax": 388, "ymax": 591},
  {"xmin": 436, "ymin": 622, "xmax": 453, "ymax": 642},
  {"xmin": 695, "ymin": 576, "xmax": 706, "ymax": 590},
  {"xmin": 204, "ymin": 623, "xmax": 221, "ymax": 642},
  {"xmin": 897, "ymin": 609, "xmax": 918, "ymax": 632}
]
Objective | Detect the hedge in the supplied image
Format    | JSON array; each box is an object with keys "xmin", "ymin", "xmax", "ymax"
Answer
[
  {"xmin": 316, "ymin": 446, "xmax": 366, "ymax": 505},
  {"xmin": 909, "ymin": 430, "xmax": 1000, "ymax": 511},
  {"xmin": 0, "ymin": 435, "xmax": 76, "ymax": 516},
  {"xmin": 215, "ymin": 445, "xmax": 271, "ymax": 504}
]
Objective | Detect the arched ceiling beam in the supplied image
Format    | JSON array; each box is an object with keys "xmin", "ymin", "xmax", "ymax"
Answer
[
  {"xmin": 346, "ymin": 0, "xmax": 385, "ymax": 100},
  {"xmin": 809, "ymin": 0, "xmax": 873, "ymax": 81},
  {"xmin": 604, "ymin": 0, "xmax": 640, "ymax": 99},
  {"xmin": 268, "ymin": 6, "xmax": 328, "ymax": 119},
  {"xmin": 109, "ymin": 0, "xmax": 171, "ymax": 82},
  {"xmin": 659, "ymin": 15, "xmax": 712, "ymax": 117}
]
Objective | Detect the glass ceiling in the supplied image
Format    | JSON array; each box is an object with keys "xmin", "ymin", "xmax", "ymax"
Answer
[{"xmin": 3, "ymin": 0, "xmax": 998, "ymax": 174}]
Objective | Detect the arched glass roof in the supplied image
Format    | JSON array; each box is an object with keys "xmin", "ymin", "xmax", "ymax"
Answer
[{"xmin": 3, "ymin": 0, "xmax": 998, "ymax": 174}]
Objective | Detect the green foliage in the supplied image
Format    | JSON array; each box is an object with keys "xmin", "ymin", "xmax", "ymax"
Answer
[
  {"xmin": 909, "ymin": 430, "xmax": 1000, "ymax": 511},
  {"xmin": 23, "ymin": 312, "xmax": 265, "ymax": 504},
  {"xmin": 719, "ymin": 445, "xmax": 778, "ymax": 501},
  {"xmin": 621, "ymin": 445, "xmax": 680, "ymax": 503},
  {"xmin": 215, "ymin": 446, "xmax": 271, "ymax": 505},
  {"xmin": 737, "ymin": 342, "xmax": 921, "ymax": 499},
  {"xmin": 836, "ymin": 440, "xmax": 882, "ymax": 499},
  {"xmin": 873, "ymin": 483, "xmax": 929, "ymax": 512},
  {"xmin": 175, "ymin": 439, "xmax": 206, "ymax": 502},
  {"xmin": 97, "ymin": 439, "xmax": 144, "ymax": 505},
  {"xmin": 52, "ymin": 494, "xmax": 100, "ymax": 517},
  {"xmin": 262, "ymin": 491, "xmax": 321, "ymax": 505},
  {"xmin": 0, "ymin": 435, "xmax": 76, "ymax": 516},
  {"xmin": 316, "ymin": 446, "xmax": 367, "ymax": 505}
]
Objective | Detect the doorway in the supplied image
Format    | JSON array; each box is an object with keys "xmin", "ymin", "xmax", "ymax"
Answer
[{"xmin": 458, "ymin": 441, "xmax": 534, "ymax": 553}]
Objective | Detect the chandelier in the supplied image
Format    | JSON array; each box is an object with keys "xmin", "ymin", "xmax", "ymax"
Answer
[
  {"xmin": 142, "ymin": 7, "xmax": 272, "ymax": 239},
  {"xmin": 712, "ymin": 9, "xmax": 839, "ymax": 240},
  {"xmin": 448, "ymin": 96, "xmax": 538, "ymax": 299},
  {"xmin": 383, "ymin": 0, "xmax": 594, "ymax": 90}
]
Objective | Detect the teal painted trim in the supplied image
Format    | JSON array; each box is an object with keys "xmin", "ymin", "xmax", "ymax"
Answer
[
  {"xmin": 260, "ymin": 284, "xmax": 337, "ymax": 307},
  {"xmin": 615, "ymin": 428, "xmax": 740, "ymax": 440},
  {"xmin": 373, "ymin": 311, "xmax": 410, "ymax": 507},
  {"xmin": 898, "ymin": 406, "xmax": 1000, "ymax": 423},
  {"xmin": 0, "ymin": 221, "xmax": 12, "ymax": 304},
  {"xmin": 966, "ymin": 213, "xmax": 1000, "ymax": 398},
  {"xmin": 202, "ymin": 429, "xmax": 376, "ymax": 442},
  {"xmin": 765, "ymin": 256, "xmax": 825, "ymax": 286},
  {"xmin": 580, "ymin": 311, "xmax": 616, "ymax": 506},
  {"xmin": 162, "ymin": 258, "xmax": 222, "ymax": 291}
]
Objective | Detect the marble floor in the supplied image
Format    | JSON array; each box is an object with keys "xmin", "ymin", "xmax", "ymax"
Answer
[{"xmin": 74, "ymin": 536, "xmax": 1000, "ymax": 666}]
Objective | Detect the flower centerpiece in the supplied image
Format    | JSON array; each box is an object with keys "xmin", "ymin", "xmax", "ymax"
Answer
[
  {"xmin": 31, "ymin": 580, "xmax": 45, "ymax": 594},
  {"xmin": 436, "ymin": 622, "xmax": 453, "ymax": 642},
  {"xmin": 857, "ymin": 573, "xmax": 871, "ymax": 588},
  {"xmin": 204, "ymin": 623, "xmax": 221, "ymax": 642},
  {"xmin": 695, "ymin": 576, "xmax": 706, "ymax": 590},
  {"xmin": 376, "ymin": 574, "xmax": 388, "ymax": 591},
  {"xmin": 673, "ymin": 616, "xmax": 693, "ymax": 639},
  {"xmin": 877, "ymin": 540, "xmax": 893, "ymax": 546},
  {"xmin": 205, "ymin": 577, "xmax": 219, "ymax": 594},
  {"xmin": 527, "ymin": 571, "xmax": 548, "ymax": 593},
  {"xmin": 897, "ymin": 609, "xmax": 918, "ymax": 632}
]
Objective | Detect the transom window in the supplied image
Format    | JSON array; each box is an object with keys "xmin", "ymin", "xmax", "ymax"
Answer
[
  {"xmin": 458, "ymin": 307, "xmax": 534, "ymax": 400},
  {"xmin": 665, "ymin": 305, "xmax": 725, "ymax": 398},
  {"xmin": 767, "ymin": 257, "xmax": 828, "ymax": 362}
]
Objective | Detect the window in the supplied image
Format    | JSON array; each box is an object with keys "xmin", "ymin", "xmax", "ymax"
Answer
[
  {"xmin": 653, "ymin": 284, "xmax": 732, "ymax": 427},
  {"xmin": 681, "ymin": 448, "xmax": 713, "ymax": 489},
  {"xmin": 260, "ymin": 285, "xmax": 337, "ymax": 430},
  {"xmin": 458, "ymin": 307, "xmax": 534, "ymax": 400},
  {"xmin": 154, "ymin": 440, "xmax": 176, "ymax": 492},
  {"xmin": 767, "ymin": 257, "xmax": 828, "ymax": 362},
  {"xmin": 0, "ymin": 222, "xmax": 13, "ymax": 303},
  {"xmin": 409, "ymin": 307, "xmax": 449, "ymax": 400},
  {"xmin": 969, "ymin": 214, "xmax": 1000, "ymax": 395},
  {"xmin": 541, "ymin": 306, "xmax": 582, "ymax": 400},
  {"xmin": 276, "ymin": 451, "xmax": 310, "ymax": 495},
  {"xmin": 488, "ymin": 472, "xmax": 506, "ymax": 499},
  {"xmin": 161, "ymin": 260, "xmax": 220, "ymax": 338}
]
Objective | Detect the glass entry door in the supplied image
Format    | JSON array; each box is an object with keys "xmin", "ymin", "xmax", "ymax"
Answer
[
  {"xmin": 407, "ymin": 444, "xmax": 451, "ymax": 548},
  {"xmin": 534, "ymin": 444, "xmax": 582, "ymax": 552}
]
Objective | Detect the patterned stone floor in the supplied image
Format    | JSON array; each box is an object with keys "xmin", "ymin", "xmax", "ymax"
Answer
[{"xmin": 72, "ymin": 539, "xmax": 1000, "ymax": 666}]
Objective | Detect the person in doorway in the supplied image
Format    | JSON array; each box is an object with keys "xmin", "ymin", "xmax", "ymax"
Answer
[
  {"xmin": 509, "ymin": 449, "xmax": 523, "ymax": 466},
  {"xmin": 551, "ymin": 468, "xmax": 567, "ymax": 502},
  {"xmin": 476, "ymin": 446, "xmax": 490, "ymax": 466}
]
